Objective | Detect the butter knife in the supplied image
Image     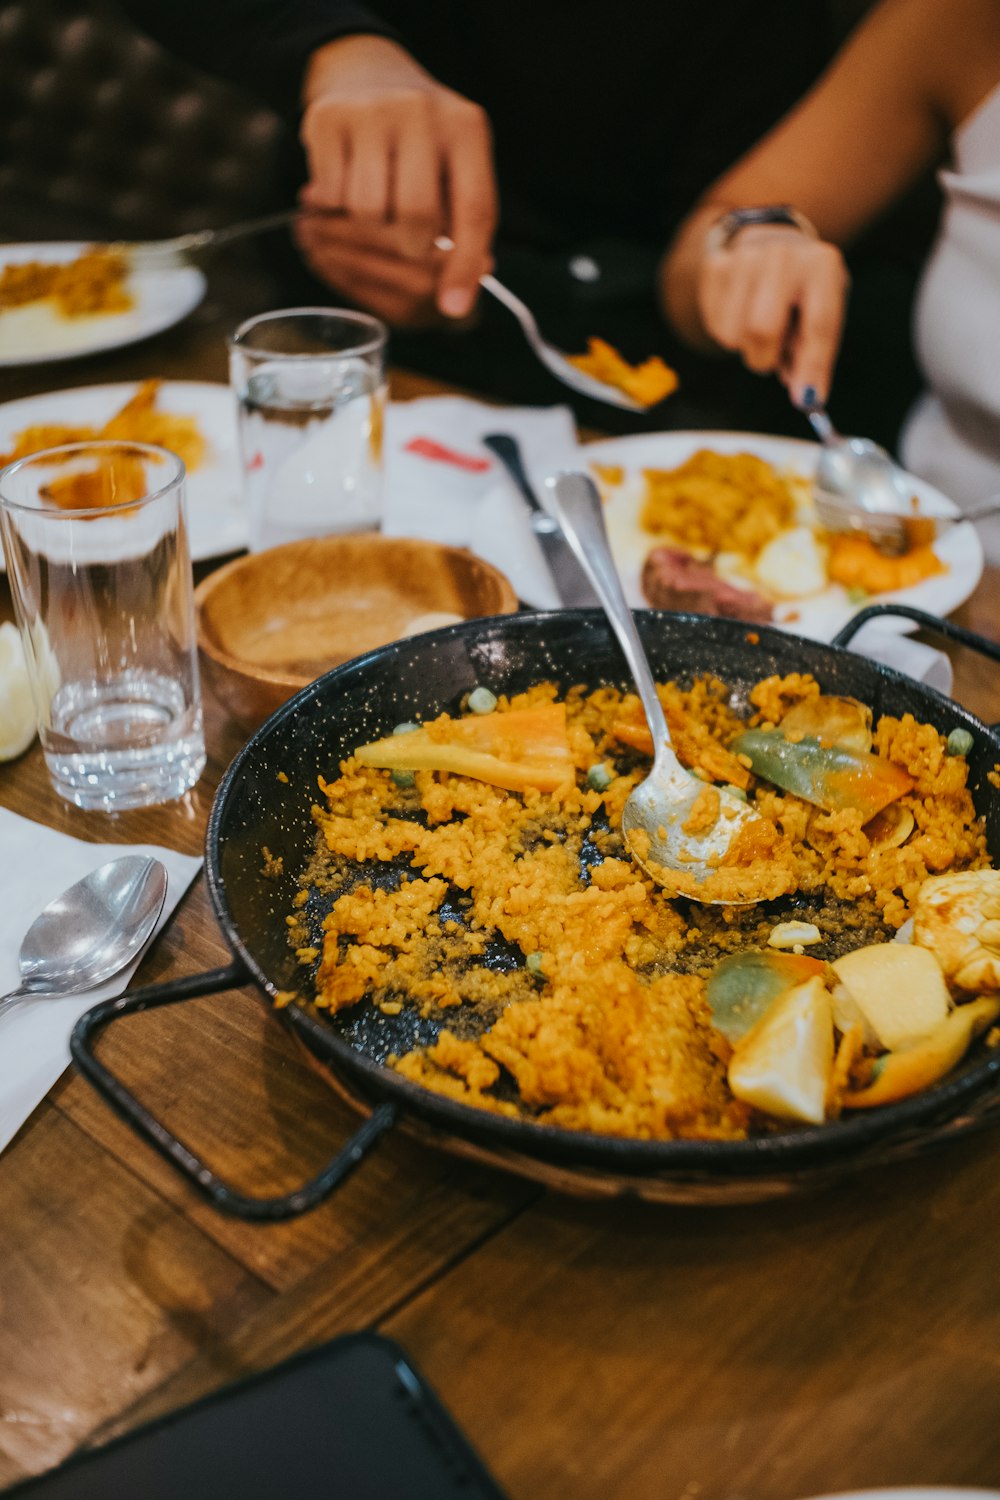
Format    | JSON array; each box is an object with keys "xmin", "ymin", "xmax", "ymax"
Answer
[{"xmin": 483, "ymin": 433, "xmax": 598, "ymax": 607}]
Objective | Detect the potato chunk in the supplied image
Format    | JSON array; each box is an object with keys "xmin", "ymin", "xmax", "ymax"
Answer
[
  {"xmin": 831, "ymin": 944, "xmax": 950, "ymax": 1050},
  {"xmin": 728, "ymin": 976, "xmax": 834, "ymax": 1125}
]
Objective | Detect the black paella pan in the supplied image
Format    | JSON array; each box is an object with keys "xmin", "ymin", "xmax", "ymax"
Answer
[{"xmin": 72, "ymin": 603, "xmax": 1000, "ymax": 1220}]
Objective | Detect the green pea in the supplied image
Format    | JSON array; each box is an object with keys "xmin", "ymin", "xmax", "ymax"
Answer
[
  {"xmin": 586, "ymin": 763, "xmax": 613, "ymax": 792},
  {"xmin": 526, "ymin": 951, "xmax": 544, "ymax": 976},
  {"xmin": 468, "ymin": 686, "xmax": 498, "ymax": 715},
  {"xmin": 946, "ymin": 727, "xmax": 974, "ymax": 757},
  {"xmin": 391, "ymin": 769, "xmax": 415, "ymax": 788},
  {"xmin": 723, "ymin": 783, "xmax": 748, "ymax": 802},
  {"xmin": 846, "ymin": 585, "xmax": 870, "ymax": 605}
]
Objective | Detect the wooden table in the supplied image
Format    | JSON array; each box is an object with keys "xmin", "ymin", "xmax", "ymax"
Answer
[{"xmin": 2, "ymin": 266, "xmax": 1000, "ymax": 1500}]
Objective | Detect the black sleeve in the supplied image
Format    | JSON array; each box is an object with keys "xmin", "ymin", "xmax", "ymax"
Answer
[{"xmin": 114, "ymin": 0, "xmax": 401, "ymax": 117}]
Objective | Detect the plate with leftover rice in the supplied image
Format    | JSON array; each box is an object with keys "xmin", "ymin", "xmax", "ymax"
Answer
[{"xmin": 0, "ymin": 241, "xmax": 206, "ymax": 366}]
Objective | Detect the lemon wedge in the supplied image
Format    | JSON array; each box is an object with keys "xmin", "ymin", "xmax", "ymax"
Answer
[
  {"xmin": 728, "ymin": 975, "xmax": 834, "ymax": 1124},
  {"xmin": 0, "ymin": 622, "xmax": 36, "ymax": 761}
]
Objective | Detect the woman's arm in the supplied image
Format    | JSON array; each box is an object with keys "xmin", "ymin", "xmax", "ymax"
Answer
[{"xmin": 661, "ymin": 0, "xmax": 997, "ymax": 403}]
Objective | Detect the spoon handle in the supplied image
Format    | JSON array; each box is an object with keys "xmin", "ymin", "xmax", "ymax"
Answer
[
  {"xmin": 963, "ymin": 496, "xmax": 1000, "ymax": 525},
  {"xmin": 0, "ymin": 986, "xmax": 31, "ymax": 1019},
  {"xmin": 547, "ymin": 472, "xmax": 673, "ymax": 752},
  {"xmin": 802, "ymin": 400, "xmax": 837, "ymax": 446}
]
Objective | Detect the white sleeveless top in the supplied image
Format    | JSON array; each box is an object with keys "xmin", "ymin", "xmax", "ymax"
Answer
[{"xmin": 900, "ymin": 82, "xmax": 1000, "ymax": 560}]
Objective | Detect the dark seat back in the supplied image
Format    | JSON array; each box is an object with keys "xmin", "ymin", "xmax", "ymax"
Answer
[{"xmin": 0, "ymin": 0, "xmax": 290, "ymax": 241}]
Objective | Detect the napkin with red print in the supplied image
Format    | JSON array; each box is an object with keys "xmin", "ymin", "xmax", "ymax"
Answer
[{"xmin": 383, "ymin": 396, "xmax": 580, "ymax": 608}]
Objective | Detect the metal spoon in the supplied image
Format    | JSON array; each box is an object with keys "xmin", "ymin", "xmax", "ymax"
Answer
[
  {"xmin": 0, "ymin": 855, "xmax": 168, "ymax": 1019},
  {"xmin": 546, "ymin": 472, "xmax": 789, "ymax": 904},
  {"xmin": 802, "ymin": 397, "xmax": 912, "ymax": 515},
  {"xmin": 114, "ymin": 209, "xmax": 304, "ymax": 270}
]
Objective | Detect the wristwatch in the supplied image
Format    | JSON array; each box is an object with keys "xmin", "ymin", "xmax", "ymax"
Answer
[{"xmin": 704, "ymin": 205, "xmax": 820, "ymax": 253}]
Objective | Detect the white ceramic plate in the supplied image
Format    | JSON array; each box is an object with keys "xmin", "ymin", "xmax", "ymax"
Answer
[
  {"xmin": 0, "ymin": 380, "xmax": 244, "ymax": 563},
  {"xmin": 583, "ymin": 430, "xmax": 984, "ymax": 642},
  {"xmin": 0, "ymin": 241, "xmax": 206, "ymax": 367},
  {"xmin": 800, "ymin": 1490, "xmax": 1000, "ymax": 1500}
]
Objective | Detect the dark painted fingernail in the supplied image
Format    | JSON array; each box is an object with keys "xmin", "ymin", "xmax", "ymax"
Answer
[{"xmin": 800, "ymin": 385, "xmax": 818, "ymax": 409}]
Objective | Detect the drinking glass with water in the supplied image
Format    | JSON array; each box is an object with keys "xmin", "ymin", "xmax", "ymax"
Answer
[
  {"xmin": 0, "ymin": 441, "xmax": 205, "ymax": 811},
  {"xmin": 229, "ymin": 307, "xmax": 388, "ymax": 552}
]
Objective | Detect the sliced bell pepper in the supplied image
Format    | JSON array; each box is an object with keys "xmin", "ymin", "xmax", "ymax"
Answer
[
  {"xmin": 827, "ymin": 532, "xmax": 945, "ymax": 594},
  {"xmin": 707, "ymin": 949, "xmax": 828, "ymax": 1044},
  {"xmin": 842, "ymin": 995, "xmax": 1000, "ymax": 1109},
  {"xmin": 730, "ymin": 728, "xmax": 913, "ymax": 822},
  {"xmin": 353, "ymin": 703, "xmax": 575, "ymax": 793},
  {"xmin": 611, "ymin": 703, "xmax": 751, "ymax": 790}
]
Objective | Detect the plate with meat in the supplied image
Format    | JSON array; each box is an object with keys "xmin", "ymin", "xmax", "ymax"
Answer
[{"xmin": 583, "ymin": 430, "xmax": 984, "ymax": 641}]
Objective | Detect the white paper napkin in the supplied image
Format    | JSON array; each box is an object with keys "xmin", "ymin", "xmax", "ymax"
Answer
[
  {"xmin": 845, "ymin": 623, "xmax": 954, "ymax": 695},
  {"xmin": 0, "ymin": 808, "xmax": 202, "ymax": 1155},
  {"xmin": 383, "ymin": 396, "xmax": 580, "ymax": 608}
]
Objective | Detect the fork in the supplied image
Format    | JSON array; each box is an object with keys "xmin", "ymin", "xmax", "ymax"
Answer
[
  {"xmin": 476, "ymin": 272, "xmax": 645, "ymax": 412},
  {"xmin": 123, "ymin": 214, "xmax": 646, "ymax": 412},
  {"xmin": 814, "ymin": 488, "xmax": 1000, "ymax": 553},
  {"xmin": 430, "ymin": 236, "xmax": 644, "ymax": 412}
]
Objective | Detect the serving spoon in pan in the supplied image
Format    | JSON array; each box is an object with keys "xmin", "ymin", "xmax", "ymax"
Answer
[{"xmin": 547, "ymin": 472, "xmax": 792, "ymax": 905}]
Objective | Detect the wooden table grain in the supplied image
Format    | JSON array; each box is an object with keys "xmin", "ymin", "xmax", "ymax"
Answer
[{"xmin": 1, "ymin": 266, "xmax": 999, "ymax": 1499}]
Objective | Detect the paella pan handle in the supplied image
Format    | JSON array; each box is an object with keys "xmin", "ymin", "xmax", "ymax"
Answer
[
  {"xmin": 70, "ymin": 965, "xmax": 399, "ymax": 1222},
  {"xmin": 832, "ymin": 603, "xmax": 1000, "ymax": 667}
]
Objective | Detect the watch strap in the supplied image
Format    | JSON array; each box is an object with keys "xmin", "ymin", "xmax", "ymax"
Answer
[{"xmin": 705, "ymin": 205, "xmax": 820, "ymax": 254}]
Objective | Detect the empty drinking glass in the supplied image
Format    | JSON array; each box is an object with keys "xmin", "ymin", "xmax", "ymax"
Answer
[
  {"xmin": 0, "ymin": 440, "xmax": 205, "ymax": 811},
  {"xmin": 229, "ymin": 306, "xmax": 388, "ymax": 551}
]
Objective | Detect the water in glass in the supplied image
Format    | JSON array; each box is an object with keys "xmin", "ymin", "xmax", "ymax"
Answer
[
  {"xmin": 0, "ymin": 441, "xmax": 205, "ymax": 811},
  {"xmin": 239, "ymin": 359, "xmax": 385, "ymax": 550},
  {"xmin": 229, "ymin": 308, "xmax": 388, "ymax": 553}
]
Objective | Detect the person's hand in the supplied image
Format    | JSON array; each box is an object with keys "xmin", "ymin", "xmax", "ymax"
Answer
[
  {"xmin": 298, "ymin": 34, "xmax": 497, "ymax": 326},
  {"xmin": 696, "ymin": 224, "xmax": 850, "ymax": 404},
  {"xmin": 293, "ymin": 211, "xmax": 454, "ymax": 330}
]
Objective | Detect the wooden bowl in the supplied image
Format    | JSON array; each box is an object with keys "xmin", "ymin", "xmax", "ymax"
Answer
[{"xmin": 195, "ymin": 534, "xmax": 520, "ymax": 730}]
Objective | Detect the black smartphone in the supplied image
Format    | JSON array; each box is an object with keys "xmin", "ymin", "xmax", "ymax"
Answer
[{"xmin": 4, "ymin": 1332, "xmax": 508, "ymax": 1499}]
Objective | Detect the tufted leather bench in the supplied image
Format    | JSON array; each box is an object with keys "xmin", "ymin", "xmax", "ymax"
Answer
[{"xmin": 0, "ymin": 0, "xmax": 292, "ymax": 242}]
